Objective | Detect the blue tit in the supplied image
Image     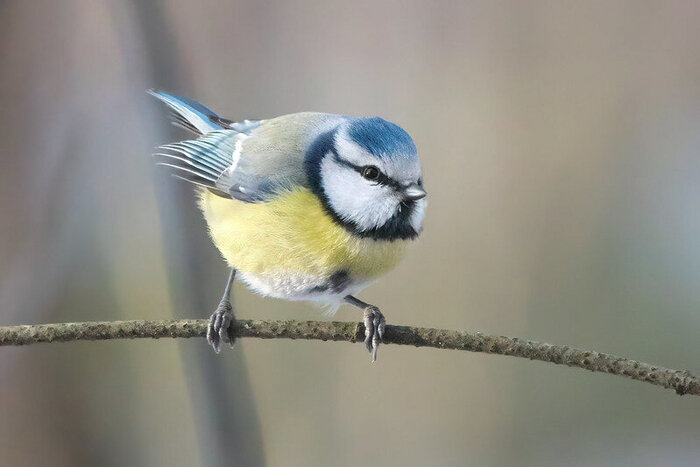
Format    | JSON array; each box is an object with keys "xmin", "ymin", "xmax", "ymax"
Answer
[{"xmin": 149, "ymin": 90, "xmax": 427, "ymax": 361}]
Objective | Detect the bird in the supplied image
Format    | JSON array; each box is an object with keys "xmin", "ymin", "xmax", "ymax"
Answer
[{"xmin": 149, "ymin": 90, "xmax": 427, "ymax": 361}]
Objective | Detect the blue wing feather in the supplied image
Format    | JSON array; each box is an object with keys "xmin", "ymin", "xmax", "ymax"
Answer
[{"xmin": 154, "ymin": 130, "xmax": 238, "ymax": 198}]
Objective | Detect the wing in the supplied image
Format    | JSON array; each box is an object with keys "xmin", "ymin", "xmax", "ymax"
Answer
[
  {"xmin": 150, "ymin": 90, "xmax": 269, "ymax": 200},
  {"xmin": 156, "ymin": 127, "xmax": 309, "ymax": 202},
  {"xmin": 217, "ymin": 112, "xmax": 343, "ymax": 201},
  {"xmin": 152, "ymin": 97, "xmax": 344, "ymax": 202},
  {"xmin": 155, "ymin": 130, "xmax": 238, "ymax": 198}
]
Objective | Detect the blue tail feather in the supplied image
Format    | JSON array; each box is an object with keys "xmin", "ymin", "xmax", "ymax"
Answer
[{"xmin": 148, "ymin": 89, "xmax": 226, "ymax": 135}]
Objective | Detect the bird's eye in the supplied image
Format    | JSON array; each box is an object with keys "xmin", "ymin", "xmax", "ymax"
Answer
[{"xmin": 362, "ymin": 165, "xmax": 381, "ymax": 181}]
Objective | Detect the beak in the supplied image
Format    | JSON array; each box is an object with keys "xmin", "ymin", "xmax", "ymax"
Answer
[{"xmin": 403, "ymin": 183, "xmax": 427, "ymax": 201}]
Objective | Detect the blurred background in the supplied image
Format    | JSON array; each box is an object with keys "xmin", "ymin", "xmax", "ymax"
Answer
[{"xmin": 1, "ymin": 1, "xmax": 699, "ymax": 466}]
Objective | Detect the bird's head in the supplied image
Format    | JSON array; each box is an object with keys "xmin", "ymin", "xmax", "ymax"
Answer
[{"xmin": 306, "ymin": 117, "xmax": 426, "ymax": 241}]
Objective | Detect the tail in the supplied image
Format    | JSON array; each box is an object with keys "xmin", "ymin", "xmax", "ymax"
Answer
[{"xmin": 148, "ymin": 89, "xmax": 228, "ymax": 135}]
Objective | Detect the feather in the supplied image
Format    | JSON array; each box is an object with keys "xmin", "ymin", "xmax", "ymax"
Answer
[
  {"xmin": 153, "ymin": 153, "xmax": 222, "ymax": 178},
  {"xmin": 153, "ymin": 128, "xmax": 242, "ymax": 196},
  {"xmin": 168, "ymin": 111, "xmax": 200, "ymax": 134},
  {"xmin": 156, "ymin": 162, "xmax": 218, "ymax": 183},
  {"xmin": 171, "ymin": 174, "xmax": 229, "ymax": 198},
  {"xmin": 148, "ymin": 89, "xmax": 224, "ymax": 135},
  {"xmin": 160, "ymin": 142, "xmax": 228, "ymax": 171},
  {"xmin": 150, "ymin": 96, "xmax": 344, "ymax": 204}
]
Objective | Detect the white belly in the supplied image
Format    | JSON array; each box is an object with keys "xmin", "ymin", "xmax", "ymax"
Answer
[{"xmin": 238, "ymin": 270, "xmax": 373, "ymax": 310}]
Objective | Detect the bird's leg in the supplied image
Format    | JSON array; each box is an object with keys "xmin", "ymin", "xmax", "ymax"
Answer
[
  {"xmin": 344, "ymin": 295, "xmax": 386, "ymax": 362},
  {"xmin": 207, "ymin": 268, "xmax": 236, "ymax": 353}
]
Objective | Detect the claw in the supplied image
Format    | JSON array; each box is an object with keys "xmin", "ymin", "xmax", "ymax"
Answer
[
  {"xmin": 207, "ymin": 299, "xmax": 234, "ymax": 353},
  {"xmin": 363, "ymin": 306, "xmax": 386, "ymax": 362}
]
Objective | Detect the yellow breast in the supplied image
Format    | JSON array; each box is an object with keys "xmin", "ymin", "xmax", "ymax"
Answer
[{"xmin": 198, "ymin": 188, "xmax": 409, "ymax": 279}]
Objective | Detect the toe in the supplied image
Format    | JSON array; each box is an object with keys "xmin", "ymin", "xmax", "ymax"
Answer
[
  {"xmin": 207, "ymin": 301, "xmax": 235, "ymax": 353},
  {"xmin": 219, "ymin": 310, "xmax": 233, "ymax": 347},
  {"xmin": 362, "ymin": 306, "xmax": 385, "ymax": 362},
  {"xmin": 364, "ymin": 331, "xmax": 374, "ymax": 353},
  {"xmin": 377, "ymin": 313, "xmax": 386, "ymax": 341},
  {"xmin": 371, "ymin": 330, "xmax": 380, "ymax": 362},
  {"xmin": 363, "ymin": 310, "xmax": 375, "ymax": 354},
  {"xmin": 207, "ymin": 311, "xmax": 222, "ymax": 353},
  {"xmin": 209, "ymin": 331, "xmax": 221, "ymax": 353}
]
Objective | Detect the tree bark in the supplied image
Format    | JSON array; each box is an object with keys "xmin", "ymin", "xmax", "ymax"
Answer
[{"xmin": 1, "ymin": 319, "xmax": 698, "ymax": 397}]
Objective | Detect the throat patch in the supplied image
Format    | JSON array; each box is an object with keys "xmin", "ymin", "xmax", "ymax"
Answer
[{"xmin": 327, "ymin": 199, "xmax": 419, "ymax": 241}]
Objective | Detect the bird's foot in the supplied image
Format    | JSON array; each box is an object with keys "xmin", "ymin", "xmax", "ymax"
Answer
[
  {"xmin": 363, "ymin": 306, "xmax": 386, "ymax": 362},
  {"xmin": 207, "ymin": 299, "xmax": 235, "ymax": 353}
]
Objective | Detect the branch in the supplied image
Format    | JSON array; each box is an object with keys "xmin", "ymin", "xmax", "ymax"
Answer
[{"xmin": 1, "ymin": 319, "xmax": 697, "ymax": 396}]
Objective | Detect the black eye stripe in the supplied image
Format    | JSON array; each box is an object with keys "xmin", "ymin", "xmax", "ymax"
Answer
[
  {"xmin": 374, "ymin": 171, "xmax": 401, "ymax": 190},
  {"xmin": 330, "ymin": 151, "xmax": 403, "ymax": 190}
]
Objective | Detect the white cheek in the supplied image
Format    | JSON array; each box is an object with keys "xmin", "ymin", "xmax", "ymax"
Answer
[{"xmin": 321, "ymin": 158, "xmax": 399, "ymax": 231}]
